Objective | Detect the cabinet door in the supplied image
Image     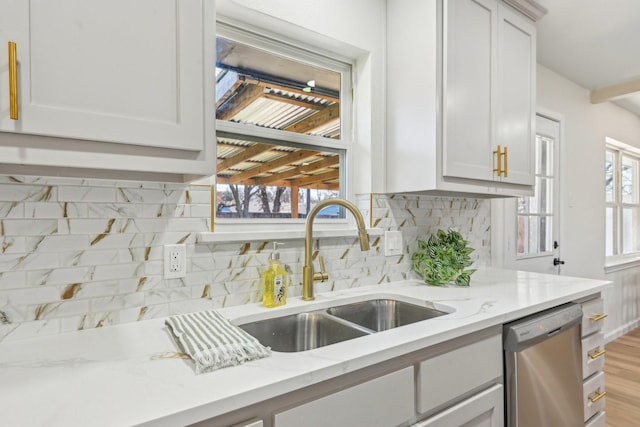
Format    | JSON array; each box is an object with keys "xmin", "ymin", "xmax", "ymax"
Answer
[
  {"xmin": 413, "ymin": 384, "xmax": 504, "ymax": 427},
  {"xmin": 497, "ymin": 5, "xmax": 535, "ymax": 186},
  {"xmin": 0, "ymin": 0, "xmax": 204, "ymax": 151},
  {"xmin": 442, "ymin": 0, "xmax": 497, "ymax": 182},
  {"xmin": 416, "ymin": 332, "xmax": 502, "ymax": 414},
  {"xmin": 274, "ymin": 367, "xmax": 415, "ymax": 427}
]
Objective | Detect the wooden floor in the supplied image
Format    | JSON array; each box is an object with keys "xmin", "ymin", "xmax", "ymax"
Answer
[{"xmin": 604, "ymin": 327, "xmax": 640, "ymax": 427}]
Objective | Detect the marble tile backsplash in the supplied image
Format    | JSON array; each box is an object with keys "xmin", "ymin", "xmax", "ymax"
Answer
[{"xmin": 0, "ymin": 176, "xmax": 490, "ymax": 342}]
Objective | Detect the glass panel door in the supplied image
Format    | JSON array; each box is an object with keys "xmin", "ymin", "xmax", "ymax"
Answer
[{"xmin": 502, "ymin": 114, "xmax": 561, "ymax": 274}]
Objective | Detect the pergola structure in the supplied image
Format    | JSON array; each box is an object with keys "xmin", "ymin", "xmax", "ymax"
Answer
[{"xmin": 215, "ymin": 50, "xmax": 342, "ymax": 218}]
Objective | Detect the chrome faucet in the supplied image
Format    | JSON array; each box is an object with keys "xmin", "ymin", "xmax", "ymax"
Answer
[{"xmin": 303, "ymin": 198, "xmax": 370, "ymax": 301}]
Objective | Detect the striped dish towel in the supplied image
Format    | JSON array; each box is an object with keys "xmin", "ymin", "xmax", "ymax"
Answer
[{"xmin": 165, "ymin": 310, "xmax": 271, "ymax": 374}]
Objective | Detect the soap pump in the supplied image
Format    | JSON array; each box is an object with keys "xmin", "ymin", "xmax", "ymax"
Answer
[{"xmin": 262, "ymin": 241, "xmax": 288, "ymax": 308}]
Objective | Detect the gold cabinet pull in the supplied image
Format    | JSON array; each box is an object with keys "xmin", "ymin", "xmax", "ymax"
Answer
[
  {"xmin": 588, "ymin": 389, "xmax": 606, "ymax": 404},
  {"xmin": 588, "ymin": 313, "xmax": 608, "ymax": 322},
  {"xmin": 503, "ymin": 146, "xmax": 508, "ymax": 177},
  {"xmin": 8, "ymin": 41, "xmax": 18, "ymax": 120},
  {"xmin": 493, "ymin": 145, "xmax": 503, "ymax": 177},
  {"xmin": 493, "ymin": 145, "xmax": 508, "ymax": 178},
  {"xmin": 588, "ymin": 348, "xmax": 606, "ymax": 359}
]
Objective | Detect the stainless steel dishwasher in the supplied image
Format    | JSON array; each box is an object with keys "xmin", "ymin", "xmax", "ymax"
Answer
[{"xmin": 504, "ymin": 303, "xmax": 583, "ymax": 427}]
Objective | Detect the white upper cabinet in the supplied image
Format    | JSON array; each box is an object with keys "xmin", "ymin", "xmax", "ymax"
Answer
[
  {"xmin": 0, "ymin": 0, "xmax": 215, "ymax": 180},
  {"xmin": 496, "ymin": 5, "xmax": 536, "ymax": 185},
  {"xmin": 386, "ymin": 0, "xmax": 540, "ymax": 196},
  {"xmin": 442, "ymin": 0, "xmax": 497, "ymax": 183}
]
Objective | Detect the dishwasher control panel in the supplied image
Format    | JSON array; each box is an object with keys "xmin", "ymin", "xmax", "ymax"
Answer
[{"xmin": 504, "ymin": 303, "xmax": 583, "ymax": 351}]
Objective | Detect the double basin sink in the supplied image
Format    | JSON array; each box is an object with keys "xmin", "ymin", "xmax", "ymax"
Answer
[{"xmin": 238, "ymin": 299, "xmax": 449, "ymax": 352}]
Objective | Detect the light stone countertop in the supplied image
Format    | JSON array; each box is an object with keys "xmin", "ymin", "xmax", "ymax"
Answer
[{"xmin": 0, "ymin": 268, "xmax": 610, "ymax": 427}]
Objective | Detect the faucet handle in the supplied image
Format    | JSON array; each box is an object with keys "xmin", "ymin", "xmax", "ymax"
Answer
[{"xmin": 313, "ymin": 255, "xmax": 329, "ymax": 282}]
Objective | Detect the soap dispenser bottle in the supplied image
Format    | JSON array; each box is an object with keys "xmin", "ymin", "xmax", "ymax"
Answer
[{"xmin": 263, "ymin": 242, "xmax": 288, "ymax": 308}]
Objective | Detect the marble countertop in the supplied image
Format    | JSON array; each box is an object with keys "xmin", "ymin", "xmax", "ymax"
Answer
[{"xmin": 0, "ymin": 268, "xmax": 610, "ymax": 427}]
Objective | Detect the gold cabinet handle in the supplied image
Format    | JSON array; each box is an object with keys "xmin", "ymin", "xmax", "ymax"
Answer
[
  {"xmin": 493, "ymin": 145, "xmax": 503, "ymax": 177},
  {"xmin": 588, "ymin": 348, "xmax": 606, "ymax": 359},
  {"xmin": 8, "ymin": 41, "xmax": 18, "ymax": 120},
  {"xmin": 588, "ymin": 313, "xmax": 608, "ymax": 322},
  {"xmin": 588, "ymin": 389, "xmax": 606, "ymax": 404},
  {"xmin": 503, "ymin": 146, "xmax": 508, "ymax": 177},
  {"xmin": 493, "ymin": 145, "xmax": 508, "ymax": 178}
]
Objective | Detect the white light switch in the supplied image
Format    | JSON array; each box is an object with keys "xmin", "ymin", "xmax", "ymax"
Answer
[{"xmin": 384, "ymin": 231, "xmax": 403, "ymax": 257}]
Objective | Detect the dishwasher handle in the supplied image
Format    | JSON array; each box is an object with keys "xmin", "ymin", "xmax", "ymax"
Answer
[{"xmin": 503, "ymin": 303, "xmax": 583, "ymax": 352}]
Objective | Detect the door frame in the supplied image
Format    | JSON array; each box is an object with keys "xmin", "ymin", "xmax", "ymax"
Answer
[{"xmin": 492, "ymin": 108, "xmax": 566, "ymax": 272}]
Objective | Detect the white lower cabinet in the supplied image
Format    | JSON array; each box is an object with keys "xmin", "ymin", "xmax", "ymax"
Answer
[
  {"xmin": 191, "ymin": 328, "xmax": 503, "ymax": 427},
  {"xmin": 412, "ymin": 384, "xmax": 504, "ymax": 427},
  {"xmin": 585, "ymin": 411, "xmax": 606, "ymax": 427},
  {"xmin": 273, "ymin": 367, "xmax": 415, "ymax": 427},
  {"xmin": 581, "ymin": 298, "xmax": 607, "ymax": 338},
  {"xmin": 579, "ymin": 295, "xmax": 607, "ymax": 426},
  {"xmin": 583, "ymin": 372, "xmax": 606, "ymax": 423},
  {"xmin": 582, "ymin": 332, "xmax": 606, "ymax": 379},
  {"xmin": 416, "ymin": 333, "xmax": 502, "ymax": 414}
]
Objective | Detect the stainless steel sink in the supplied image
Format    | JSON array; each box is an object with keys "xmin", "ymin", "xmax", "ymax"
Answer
[
  {"xmin": 238, "ymin": 298, "xmax": 450, "ymax": 352},
  {"xmin": 238, "ymin": 311, "xmax": 372, "ymax": 353},
  {"xmin": 326, "ymin": 299, "xmax": 448, "ymax": 332}
]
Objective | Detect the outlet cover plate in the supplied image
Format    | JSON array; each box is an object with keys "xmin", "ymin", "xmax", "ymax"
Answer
[
  {"xmin": 384, "ymin": 231, "xmax": 403, "ymax": 257},
  {"xmin": 164, "ymin": 244, "xmax": 186, "ymax": 279}
]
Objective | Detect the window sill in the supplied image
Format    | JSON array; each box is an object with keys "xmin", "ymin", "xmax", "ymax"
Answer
[
  {"xmin": 605, "ymin": 256, "xmax": 640, "ymax": 273},
  {"xmin": 196, "ymin": 227, "xmax": 383, "ymax": 244}
]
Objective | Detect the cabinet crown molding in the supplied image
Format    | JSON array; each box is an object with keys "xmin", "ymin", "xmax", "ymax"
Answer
[{"xmin": 503, "ymin": 0, "xmax": 548, "ymax": 21}]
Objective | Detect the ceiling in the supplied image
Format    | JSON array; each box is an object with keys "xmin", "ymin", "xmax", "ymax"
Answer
[{"xmin": 535, "ymin": 0, "xmax": 640, "ymax": 116}]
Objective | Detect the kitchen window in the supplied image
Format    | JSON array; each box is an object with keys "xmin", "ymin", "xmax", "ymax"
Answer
[
  {"xmin": 214, "ymin": 23, "xmax": 352, "ymax": 225},
  {"xmin": 606, "ymin": 138, "xmax": 640, "ymax": 263}
]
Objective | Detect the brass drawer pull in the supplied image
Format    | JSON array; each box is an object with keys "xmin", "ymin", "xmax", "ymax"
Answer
[
  {"xmin": 588, "ymin": 313, "xmax": 608, "ymax": 322},
  {"xmin": 8, "ymin": 41, "xmax": 18, "ymax": 120},
  {"xmin": 588, "ymin": 348, "xmax": 606, "ymax": 359},
  {"xmin": 588, "ymin": 389, "xmax": 606, "ymax": 404}
]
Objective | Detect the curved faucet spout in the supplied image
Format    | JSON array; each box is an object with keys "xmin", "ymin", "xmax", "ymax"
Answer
[{"xmin": 303, "ymin": 198, "xmax": 370, "ymax": 301}]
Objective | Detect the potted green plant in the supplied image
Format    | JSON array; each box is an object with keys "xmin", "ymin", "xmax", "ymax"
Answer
[{"xmin": 411, "ymin": 229, "xmax": 476, "ymax": 286}]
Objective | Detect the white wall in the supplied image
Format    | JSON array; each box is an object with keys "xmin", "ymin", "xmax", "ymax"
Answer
[{"xmin": 537, "ymin": 64, "xmax": 640, "ymax": 340}]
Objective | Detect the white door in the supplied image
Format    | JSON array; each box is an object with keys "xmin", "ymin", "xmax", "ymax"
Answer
[
  {"xmin": 501, "ymin": 114, "xmax": 562, "ymax": 274},
  {"xmin": 0, "ymin": 0, "xmax": 204, "ymax": 151}
]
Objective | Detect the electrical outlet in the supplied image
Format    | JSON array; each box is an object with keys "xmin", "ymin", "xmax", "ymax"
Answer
[
  {"xmin": 164, "ymin": 244, "xmax": 186, "ymax": 279},
  {"xmin": 384, "ymin": 231, "xmax": 403, "ymax": 257}
]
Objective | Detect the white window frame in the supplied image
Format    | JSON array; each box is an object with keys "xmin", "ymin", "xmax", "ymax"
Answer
[
  {"xmin": 516, "ymin": 132, "xmax": 556, "ymax": 259},
  {"xmin": 211, "ymin": 21, "xmax": 355, "ymax": 237},
  {"xmin": 606, "ymin": 137, "xmax": 640, "ymax": 268}
]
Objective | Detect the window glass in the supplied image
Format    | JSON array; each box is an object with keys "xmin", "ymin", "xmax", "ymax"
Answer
[
  {"xmin": 605, "ymin": 206, "xmax": 614, "ymax": 256},
  {"xmin": 605, "ymin": 150, "xmax": 615, "ymax": 203},
  {"xmin": 621, "ymin": 155, "xmax": 638, "ymax": 204},
  {"xmin": 517, "ymin": 135, "xmax": 554, "ymax": 256},
  {"xmin": 605, "ymin": 139, "xmax": 640, "ymax": 260},
  {"xmin": 536, "ymin": 136, "xmax": 553, "ymax": 177},
  {"xmin": 622, "ymin": 207, "xmax": 640, "ymax": 254},
  {"xmin": 216, "ymin": 37, "xmax": 342, "ymax": 139},
  {"xmin": 216, "ymin": 135, "xmax": 340, "ymax": 218},
  {"xmin": 214, "ymin": 25, "xmax": 351, "ymax": 221}
]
